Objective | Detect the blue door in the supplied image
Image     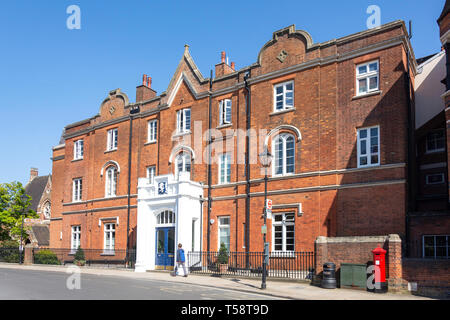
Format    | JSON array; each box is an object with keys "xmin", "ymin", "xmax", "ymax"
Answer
[{"xmin": 155, "ymin": 227, "xmax": 175, "ymax": 270}]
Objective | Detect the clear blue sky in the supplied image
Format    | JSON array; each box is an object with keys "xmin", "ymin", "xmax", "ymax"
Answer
[{"xmin": 0, "ymin": 0, "xmax": 445, "ymax": 185}]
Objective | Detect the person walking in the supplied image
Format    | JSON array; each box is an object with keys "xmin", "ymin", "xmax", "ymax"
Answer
[{"xmin": 175, "ymin": 243, "xmax": 188, "ymax": 277}]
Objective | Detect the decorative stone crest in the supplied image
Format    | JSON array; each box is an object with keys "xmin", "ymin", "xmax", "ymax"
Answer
[
  {"xmin": 277, "ymin": 50, "xmax": 288, "ymax": 63},
  {"xmin": 109, "ymin": 105, "xmax": 116, "ymax": 115}
]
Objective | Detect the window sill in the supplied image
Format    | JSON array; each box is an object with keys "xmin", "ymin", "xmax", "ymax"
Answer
[
  {"xmin": 425, "ymin": 150, "xmax": 445, "ymax": 155},
  {"xmin": 71, "ymin": 158, "xmax": 84, "ymax": 163},
  {"xmin": 270, "ymin": 108, "xmax": 296, "ymax": 116},
  {"xmin": 216, "ymin": 123, "xmax": 233, "ymax": 130},
  {"xmin": 357, "ymin": 164, "xmax": 381, "ymax": 169},
  {"xmin": 104, "ymin": 149, "xmax": 117, "ymax": 154},
  {"xmin": 173, "ymin": 131, "xmax": 191, "ymax": 138},
  {"xmin": 352, "ymin": 90, "xmax": 382, "ymax": 100},
  {"xmin": 144, "ymin": 140, "xmax": 157, "ymax": 146},
  {"xmin": 101, "ymin": 251, "xmax": 116, "ymax": 256}
]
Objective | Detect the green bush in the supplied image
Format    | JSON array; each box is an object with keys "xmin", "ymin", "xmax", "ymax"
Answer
[
  {"xmin": 74, "ymin": 247, "xmax": 86, "ymax": 266},
  {"xmin": 217, "ymin": 243, "xmax": 229, "ymax": 264},
  {"xmin": 0, "ymin": 240, "xmax": 19, "ymax": 248},
  {"xmin": 34, "ymin": 250, "xmax": 60, "ymax": 265}
]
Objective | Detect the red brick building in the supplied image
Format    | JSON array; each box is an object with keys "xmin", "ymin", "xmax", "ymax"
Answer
[
  {"xmin": 50, "ymin": 21, "xmax": 416, "ymax": 268},
  {"xmin": 405, "ymin": 0, "xmax": 450, "ymax": 259}
]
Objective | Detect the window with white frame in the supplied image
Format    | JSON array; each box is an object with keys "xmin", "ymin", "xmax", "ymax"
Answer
[
  {"xmin": 105, "ymin": 166, "xmax": 118, "ymax": 197},
  {"xmin": 272, "ymin": 212, "xmax": 295, "ymax": 252},
  {"xmin": 219, "ymin": 99, "xmax": 232, "ymax": 125},
  {"xmin": 357, "ymin": 126, "xmax": 380, "ymax": 168},
  {"xmin": 175, "ymin": 152, "xmax": 191, "ymax": 177},
  {"xmin": 423, "ymin": 235, "xmax": 449, "ymax": 259},
  {"xmin": 426, "ymin": 130, "xmax": 445, "ymax": 153},
  {"xmin": 73, "ymin": 139, "xmax": 84, "ymax": 160},
  {"xmin": 273, "ymin": 134, "xmax": 295, "ymax": 176},
  {"xmin": 219, "ymin": 153, "xmax": 231, "ymax": 184},
  {"xmin": 104, "ymin": 223, "xmax": 116, "ymax": 252},
  {"xmin": 176, "ymin": 108, "xmax": 191, "ymax": 134},
  {"xmin": 71, "ymin": 226, "xmax": 81, "ymax": 252},
  {"xmin": 274, "ymin": 81, "xmax": 294, "ymax": 111},
  {"xmin": 107, "ymin": 128, "xmax": 118, "ymax": 151},
  {"xmin": 218, "ymin": 216, "xmax": 230, "ymax": 251},
  {"xmin": 426, "ymin": 173, "xmax": 445, "ymax": 185},
  {"xmin": 147, "ymin": 166, "xmax": 156, "ymax": 184},
  {"xmin": 147, "ymin": 120, "xmax": 158, "ymax": 143},
  {"xmin": 72, "ymin": 178, "xmax": 82, "ymax": 202},
  {"xmin": 356, "ymin": 60, "xmax": 379, "ymax": 95}
]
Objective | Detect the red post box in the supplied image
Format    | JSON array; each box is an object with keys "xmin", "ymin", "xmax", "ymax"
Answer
[{"xmin": 371, "ymin": 245, "xmax": 387, "ymax": 293}]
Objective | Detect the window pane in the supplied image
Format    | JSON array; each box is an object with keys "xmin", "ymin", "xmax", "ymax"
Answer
[
  {"xmin": 360, "ymin": 156, "xmax": 368, "ymax": 166},
  {"xmin": 369, "ymin": 76, "xmax": 378, "ymax": 90},
  {"xmin": 358, "ymin": 79, "xmax": 367, "ymax": 94},
  {"xmin": 358, "ymin": 65, "xmax": 367, "ymax": 74},
  {"xmin": 360, "ymin": 140, "xmax": 367, "ymax": 155},
  {"xmin": 276, "ymin": 86, "xmax": 283, "ymax": 94},
  {"xmin": 371, "ymin": 155, "xmax": 379, "ymax": 164},
  {"xmin": 274, "ymin": 215, "xmax": 282, "ymax": 222},
  {"xmin": 369, "ymin": 62, "xmax": 378, "ymax": 72},
  {"xmin": 359, "ymin": 129, "xmax": 367, "ymax": 139},
  {"xmin": 285, "ymin": 83, "xmax": 293, "ymax": 91}
]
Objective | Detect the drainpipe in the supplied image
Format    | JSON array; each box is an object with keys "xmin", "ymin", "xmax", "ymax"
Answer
[
  {"xmin": 207, "ymin": 71, "xmax": 213, "ymax": 254},
  {"xmin": 244, "ymin": 70, "xmax": 251, "ymax": 267},
  {"xmin": 405, "ymin": 23, "xmax": 415, "ymax": 256},
  {"xmin": 126, "ymin": 105, "xmax": 140, "ymax": 266}
]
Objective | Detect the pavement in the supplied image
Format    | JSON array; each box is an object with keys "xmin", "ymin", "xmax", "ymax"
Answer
[{"xmin": 0, "ymin": 263, "xmax": 433, "ymax": 300}]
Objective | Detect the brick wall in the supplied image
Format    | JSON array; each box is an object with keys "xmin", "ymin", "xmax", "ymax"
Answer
[
  {"xmin": 314, "ymin": 234, "xmax": 404, "ymax": 290},
  {"xmin": 403, "ymin": 259, "xmax": 450, "ymax": 297}
]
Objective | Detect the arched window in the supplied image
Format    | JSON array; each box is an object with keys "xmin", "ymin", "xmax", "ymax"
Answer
[
  {"xmin": 105, "ymin": 166, "xmax": 118, "ymax": 197},
  {"xmin": 157, "ymin": 210, "xmax": 175, "ymax": 225},
  {"xmin": 43, "ymin": 202, "xmax": 51, "ymax": 220},
  {"xmin": 175, "ymin": 152, "xmax": 191, "ymax": 177},
  {"xmin": 273, "ymin": 133, "xmax": 295, "ymax": 176}
]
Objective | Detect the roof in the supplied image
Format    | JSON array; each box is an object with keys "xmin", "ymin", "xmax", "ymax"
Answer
[
  {"xmin": 416, "ymin": 52, "xmax": 441, "ymax": 66},
  {"xmin": 25, "ymin": 175, "xmax": 50, "ymax": 212},
  {"xmin": 438, "ymin": 0, "xmax": 450, "ymax": 23},
  {"xmin": 31, "ymin": 225, "xmax": 49, "ymax": 246}
]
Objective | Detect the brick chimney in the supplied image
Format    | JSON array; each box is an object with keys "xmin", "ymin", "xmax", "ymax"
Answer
[
  {"xmin": 29, "ymin": 168, "xmax": 38, "ymax": 182},
  {"xmin": 215, "ymin": 51, "xmax": 235, "ymax": 78},
  {"xmin": 136, "ymin": 74, "xmax": 157, "ymax": 102}
]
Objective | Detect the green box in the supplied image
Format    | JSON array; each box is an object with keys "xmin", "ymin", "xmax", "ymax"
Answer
[{"xmin": 340, "ymin": 263, "xmax": 367, "ymax": 290}]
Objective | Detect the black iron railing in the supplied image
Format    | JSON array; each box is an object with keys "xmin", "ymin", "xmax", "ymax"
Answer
[
  {"xmin": 31, "ymin": 248, "xmax": 137, "ymax": 268},
  {"xmin": 0, "ymin": 247, "xmax": 22, "ymax": 263},
  {"xmin": 187, "ymin": 251, "xmax": 315, "ymax": 280}
]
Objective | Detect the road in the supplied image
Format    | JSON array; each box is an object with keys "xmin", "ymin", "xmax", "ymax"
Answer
[{"xmin": 0, "ymin": 267, "xmax": 283, "ymax": 300}]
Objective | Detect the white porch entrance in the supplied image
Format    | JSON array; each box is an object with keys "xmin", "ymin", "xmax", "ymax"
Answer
[{"xmin": 135, "ymin": 173, "xmax": 203, "ymax": 272}]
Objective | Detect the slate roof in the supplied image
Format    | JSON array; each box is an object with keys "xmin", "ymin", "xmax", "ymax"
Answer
[
  {"xmin": 31, "ymin": 225, "xmax": 49, "ymax": 246},
  {"xmin": 24, "ymin": 175, "xmax": 50, "ymax": 212}
]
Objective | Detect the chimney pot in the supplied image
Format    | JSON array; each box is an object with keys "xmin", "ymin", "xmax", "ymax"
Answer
[
  {"xmin": 143, "ymin": 74, "xmax": 148, "ymax": 86},
  {"xmin": 231, "ymin": 62, "xmax": 235, "ymax": 70},
  {"xmin": 221, "ymin": 51, "xmax": 226, "ymax": 63},
  {"xmin": 29, "ymin": 168, "xmax": 38, "ymax": 182}
]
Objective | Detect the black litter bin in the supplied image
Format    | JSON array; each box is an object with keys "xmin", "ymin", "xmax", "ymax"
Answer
[{"xmin": 321, "ymin": 262, "xmax": 337, "ymax": 289}]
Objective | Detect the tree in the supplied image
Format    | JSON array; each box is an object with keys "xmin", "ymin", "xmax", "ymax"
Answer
[
  {"xmin": 217, "ymin": 242, "xmax": 229, "ymax": 265},
  {"xmin": 0, "ymin": 181, "xmax": 38, "ymax": 243}
]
